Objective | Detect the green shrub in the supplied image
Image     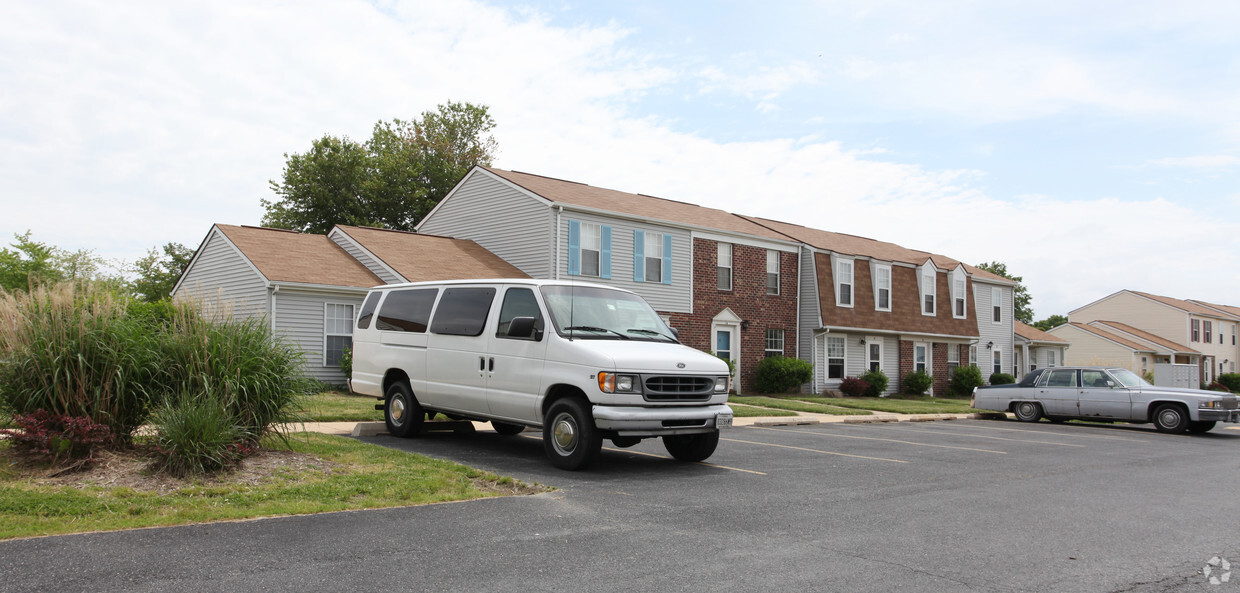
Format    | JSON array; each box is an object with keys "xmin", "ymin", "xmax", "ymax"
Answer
[
  {"xmin": 1142, "ymin": 370, "xmax": 1156, "ymax": 384},
  {"xmin": 340, "ymin": 346, "xmax": 353, "ymax": 382},
  {"xmin": 1218, "ymin": 373, "xmax": 1240, "ymax": 393},
  {"xmin": 989, "ymin": 373, "xmax": 1016, "ymax": 385},
  {"xmin": 149, "ymin": 391, "xmax": 254, "ymax": 476},
  {"xmin": 949, "ymin": 365, "xmax": 985, "ymax": 396},
  {"xmin": 859, "ymin": 369, "xmax": 888, "ymax": 397},
  {"xmin": 901, "ymin": 370, "xmax": 933, "ymax": 395},
  {"xmin": 754, "ymin": 356, "xmax": 813, "ymax": 394},
  {"xmin": 155, "ymin": 309, "xmax": 307, "ymax": 441},
  {"xmin": 839, "ymin": 377, "xmax": 870, "ymax": 397},
  {"xmin": 0, "ymin": 283, "xmax": 159, "ymax": 439}
]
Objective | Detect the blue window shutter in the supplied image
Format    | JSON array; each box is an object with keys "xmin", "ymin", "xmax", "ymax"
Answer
[
  {"xmin": 567, "ymin": 220, "xmax": 580, "ymax": 276},
  {"xmin": 633, "ymin": 230, "xmax": 645, "ymax": 282},
  {"xmin": 600, "ymin": 225, "xmax": 612, "ymax": 279},
  {"xmin": 662, "ymin": 234, "xmax": 673, "ymax": 285}
]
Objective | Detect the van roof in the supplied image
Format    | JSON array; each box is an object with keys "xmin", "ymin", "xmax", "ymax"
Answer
[{"xmin": 369, "ymin": 278, "xmax": 637, "ymax": 293}]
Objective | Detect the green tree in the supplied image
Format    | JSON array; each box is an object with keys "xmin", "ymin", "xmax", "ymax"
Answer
[
  {"xmin": 131, "ymin": 242, "xmax": 194, "ymax": 302},
  {"xmin": 0, "ymin": 231, "xmax": 112, "ymax": 292},
  {"xmin": 1033, "ymin": 314, "xmax": 1068, "ymax": 331},
  {"xmin": 975, "ymin": 261, "xmax": 1034, "ymax": 324},
  {"xmin": 262, "ymin": 101, "xmax": 498, "ymax": 234}
]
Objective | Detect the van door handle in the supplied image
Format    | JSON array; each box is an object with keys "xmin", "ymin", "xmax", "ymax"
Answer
[
  {"xmin": 479, "ymin": 356, "xmax": 486, "ymax": 371},
  {"xmin": 489, "ymin": 357, "xmax": 495, "ymax": 372}
]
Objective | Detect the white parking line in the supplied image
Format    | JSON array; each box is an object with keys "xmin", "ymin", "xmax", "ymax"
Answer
[
  {"xmin": 944, "ymin": 421, "xmax": 1148, "ymax": 442},
  {"xmin": 722, "ymin": 437, "xmax": 907, "ymax": 463},
  {"xmin": 749, "ymin": 425, "xmax": 1007, "ymax": 455},
  {"xmin": 873, "ymin": 424, "xmax": 1087, "ymax": 447}
]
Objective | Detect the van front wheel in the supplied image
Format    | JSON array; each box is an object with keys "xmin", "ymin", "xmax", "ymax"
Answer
[
  {"xmin": 385, "ymin": 382, "xmax": 423, "ymax": 438},
  {"xmin": 544, "ymin": 399, "xmax": 601, "ymax": 471},
  {"xmin": 663, "ymin": 430, "xmax": 720, "ymax": 462}
]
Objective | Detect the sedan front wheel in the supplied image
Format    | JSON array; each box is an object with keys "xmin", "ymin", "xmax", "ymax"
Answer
[{"xmin": 1152, "ymin": 404, "xmax": 1188, "ymax": 433}]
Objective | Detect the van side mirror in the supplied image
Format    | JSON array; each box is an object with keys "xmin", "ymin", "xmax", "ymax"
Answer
[
  {"xmin": 669, "ymin": 327, "xmax": 680, "ymax": 341},
  {"xmin": 507, "ymin": 316, "xmax": 539, "ymax": 340}
]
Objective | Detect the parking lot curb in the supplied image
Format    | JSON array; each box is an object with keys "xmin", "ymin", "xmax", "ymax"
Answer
[
  {"xmin": 752, "ymin": 418, "xmax": 821, "ymax": 426},
  {"xmin": 842, "ymin": 416, "xmax": 899, "ymax": 424}
]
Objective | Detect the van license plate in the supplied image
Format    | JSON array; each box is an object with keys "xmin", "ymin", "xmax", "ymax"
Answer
[{"xmin": 717, "ymin": 413, "xmax": 733, "ymax": 428}]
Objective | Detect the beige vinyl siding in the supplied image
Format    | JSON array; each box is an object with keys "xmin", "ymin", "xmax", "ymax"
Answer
[
  {"xmin": 559, "ymin": 211, "xmax": 692, "ymax": 313},
  {"xmin": 1072, "ymin": 292, "xmax": 1186, "ymax": 344},
  {"xmin": 273, "ymin": 289, "xmax": 367, "ymax": 384},
  {"xmin": 973, "ymin": 281, "xmax": 1013, "ymax": 375},
  {"xmin": 1050, "ymin": 324, "xmax": 1140, "ymax": 369},
  {"xmin": 328, "ymin": 230, "xmax": 402, "ymax": 284},
  {"xmin": 418, "ymin": 172, "xmax": 554, "ymax": 278},
  {"xmin": 174, "ymin": 231, "xmax": 269, "ymax": 321}
]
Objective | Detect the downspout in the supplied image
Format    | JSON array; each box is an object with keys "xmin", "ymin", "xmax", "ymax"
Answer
[
  {"xmin": 795, "ymin": 247, "xmax": 802, "ymax": 359},
  {"xmin": 270, "ymin": 285, "xmax": 280, "ymax": 332},
  {"xmin": 555, "ymin": 205, "xmax": 563, "ymax": 280}
]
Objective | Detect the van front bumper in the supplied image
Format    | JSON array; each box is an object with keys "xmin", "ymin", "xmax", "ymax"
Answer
[{"xmin": 592, "ymin": 404, "xmax": 733, "ymax": 437}]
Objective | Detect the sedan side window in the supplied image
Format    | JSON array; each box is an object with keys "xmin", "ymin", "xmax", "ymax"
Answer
[
  {"xmin": 1047, "ymin": 369, "xmax": 1078, "ymax": 387},
  {"xmin": 1081, "ymin": 370, "xmax": 1110, "ymax": 388}
]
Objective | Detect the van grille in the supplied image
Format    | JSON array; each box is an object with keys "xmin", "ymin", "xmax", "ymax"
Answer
[{"xmin": 643, "ymin": 376, "xmax": 714, "ymax": 401}]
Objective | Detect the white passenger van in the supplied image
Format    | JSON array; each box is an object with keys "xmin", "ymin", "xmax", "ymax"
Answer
[{"xmin": 351, "ymin": 279, "xmax": 733, "ymax": 470}]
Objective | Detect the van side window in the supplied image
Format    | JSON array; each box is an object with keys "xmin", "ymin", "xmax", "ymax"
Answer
[
  {"xmin": 496, "ymin": 288, "xmax": 543, "ymax": 339},
  {"xmin": 356, "ymin": 292, "xmax": 382, "ymax": 330},
  {"xmin": 430, "ymin": 287, "xmax": 496, "ymax": 337},
  {"xmin": 376, "ymin": 289, "xmax": 438, "ymax": 333}
]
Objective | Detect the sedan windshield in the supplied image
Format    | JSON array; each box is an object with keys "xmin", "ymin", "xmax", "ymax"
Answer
[
  {"xmin": 1108, "ymin": 369, "xmax": 1150, "ymax": 388},
  {"xmin": 540, "ymin": 285, "xmax": 675, "ymax": 341}
]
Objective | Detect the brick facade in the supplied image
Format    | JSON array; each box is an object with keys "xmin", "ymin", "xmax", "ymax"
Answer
[
  {"xmin": 663, "ymin": 238, "xmax": 798, "ymax": 393},
  {"xmin": 898, "ymin": 341, "xmax": 973, "ymax": 395}
]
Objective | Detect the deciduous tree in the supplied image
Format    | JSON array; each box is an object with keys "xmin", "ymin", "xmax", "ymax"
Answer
[{"xmin": 975, "ymin": 261, "xmax": 1034, "ymax": 324}]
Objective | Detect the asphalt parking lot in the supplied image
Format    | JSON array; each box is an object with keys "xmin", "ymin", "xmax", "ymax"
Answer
[{"xmin": 3, "ymin": 419, "xmax": 1238, "ymax": 592}]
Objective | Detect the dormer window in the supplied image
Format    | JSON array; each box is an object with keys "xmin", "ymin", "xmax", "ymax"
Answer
[
  {"xmin": 873, "ymin": 263, "xmax": 891, "ymax": 312},
  {"xmin": 836, "ymin": 258, "xmax": 854, "ymax": 307},
  {"xmin": 919, "ymin": 262, "xmax": 937, "ymax": 316},
  {"xmin": 951, "ymin": 266, "xmax": 967, "ymax": 319}
]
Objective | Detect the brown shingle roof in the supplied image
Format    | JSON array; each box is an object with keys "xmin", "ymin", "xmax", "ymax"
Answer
[
  {"xmin": 739, "ymin": 216, "xmax": 1011, "ymax": 283},
  {"xmin": 334, "ymin": 225, "xmax": 528, "ymax": 283},
  {"xmin": 1187, "ymin": 299, "xmax": 1240, "ymax": 320},
  {"xmin": 1130, "ymin": 291, "xmax": 1236, "ymax": 319},
  {"xmin": 215, "ymin": 224, "xmax": 382, "ymax": 287},
  {"xmin": 1065, "ymin": 322, "xmax": 1158, "ymax": 353},
  {"xmin": 1089, "ymin": 320, "xmax": 1198, "ymax": 354},
  {"xmin": 483, "ymin": 168, "xmax": 794, "ymax": 242},
  {"xmin": 1014, "ymin": 321, "xmax": 1067, "ymax": 344}
]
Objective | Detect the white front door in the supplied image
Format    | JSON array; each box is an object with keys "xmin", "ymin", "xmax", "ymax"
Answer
[
  {"xmin": 711, "ymin": 308, "xmax": 743, "ymax": 392},
  {"xmin": 914, "ymin": 341, "xmax": 931, "ymax": 396}
]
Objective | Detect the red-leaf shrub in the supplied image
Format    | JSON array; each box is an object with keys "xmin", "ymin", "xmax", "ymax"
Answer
[
  {"xmin": 0, "ymin": 410, "xmax": 113, "ymax": 465},
  {"xmin": 839, "ymin": 377, "xmax": 871, "ymax": 398}
]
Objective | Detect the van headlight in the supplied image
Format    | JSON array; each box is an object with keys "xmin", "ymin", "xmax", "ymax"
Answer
[
  {"xmin": 714, "ymin": 377, "xmax": 729, "ymax": 393},
  {"xmin": 598, "ymin": 372, "xmax": 638, "ymax": 393}
]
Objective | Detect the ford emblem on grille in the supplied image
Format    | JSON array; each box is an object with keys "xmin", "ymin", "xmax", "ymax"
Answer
[{"xmin": 677, "ymin": 363, "xmax": 686, "ymax": 368}]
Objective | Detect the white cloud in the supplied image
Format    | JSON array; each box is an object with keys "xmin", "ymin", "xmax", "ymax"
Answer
[{"xmin": 1150, "ymin": 155, "xmax": 1240, "ymax": 170}]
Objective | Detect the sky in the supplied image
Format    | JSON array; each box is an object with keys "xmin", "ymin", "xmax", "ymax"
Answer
[{"xmin": 2, "ymin": 0, "xmax": 1238, "ymax": 318}]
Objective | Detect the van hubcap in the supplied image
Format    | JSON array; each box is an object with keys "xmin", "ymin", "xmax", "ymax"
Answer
[
  {"xmin": 552, "ymin": 414, "xmax": 578, "ymax": 453},
  {"xmin": 390, "ymin": 397, "xmax": 405, "ymax": 425}
]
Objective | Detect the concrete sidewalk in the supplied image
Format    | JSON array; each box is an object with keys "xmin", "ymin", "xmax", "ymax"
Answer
[{"xmin": 291, "ymin": 410, "xmax": 1005, "ymax": 438}]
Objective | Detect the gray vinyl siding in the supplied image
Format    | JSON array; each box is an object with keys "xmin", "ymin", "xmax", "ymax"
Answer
[
  {"xmin": 174, "ymin": 231, "xmax": 268, "ymax": 321},
  {"xmin": 418, "ymin": 173, "xmax": 554, "ymax": 279},
  {"xmin": 974, "ymin": 281, "xmax": 1014, "ymax": 375},
  {"xmin": 798, "ymin": 246, "xmax": 820, "ymax": 366},
  {"xmin": 558, "ymin": 211, "xmax": 692, "ymax": 313},
  {"xmin": 329, "ymin": 231, "xmax": 402, "ymax": 284},
  {"xmin": 273, "ymin": 289, "xmax": 367, "ymax": 385}
]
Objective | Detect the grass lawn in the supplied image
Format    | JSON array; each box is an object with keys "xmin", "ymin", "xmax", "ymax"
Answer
[
  {"xmin": 815, "ymin": 396, "xmax": 983, "ymax": 415},
  {"xmin": 730, "ymin": 396, "xmax": 871, "ymax": 416},
  {"xmin": 297, "ymin": 391, "xmax": 384, "ymax": 422},
  {"xmin": 730, "ymin": 403, "xmax": 799, "ymax": 417},
  {"xmin": 0, "ymin": 432, "xmax": 544, "ymax": 541}
]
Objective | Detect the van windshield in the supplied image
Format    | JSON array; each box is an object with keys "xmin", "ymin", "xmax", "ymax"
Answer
[{"xmin": 540, "ymin": 285, "xmax": 675, "ymax": 341}]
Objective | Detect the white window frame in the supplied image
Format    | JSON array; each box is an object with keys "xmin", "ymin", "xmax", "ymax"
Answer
[
  {"xmin": 579, "ymin": 222, "xmax": 601, "ymax": 277},
  {"xmin": 643, "ymin": 231, "xmax": 664, "ymax": 283},
  {"xmin": 992, "ymin": 348, "xmax": 1002, "ymax": 376},
  {"xmin": 1204, "ymin": 320, "xmax": 1212, "ymax": 343},
  {"xmin": 323, "ymin": 302, "xmax": 355, "ymax": 367},
  {"xmin": 969, "ymin": 345, "xmax": 978, "ymax": 367},
  {"xmin": 827, "ymin": 336, "xmax": 846, "ymax": 380},
  {"xmin": 717, "ymin": 243, "xmax": 732, "ymax": 291},
  {"xmin": 766, "ymin": 250, "xmax": 780, "ymax": 295},
  {"xmin": 873, "ymin": 263, "xmax": 892, "ymax": 312},
  {"xmin": 920, "ymin": 264, "xmax": 937, "ymax": 316},
  {"xmin": 914, "ymin": 342, "xmax": 929, "ymax": 374},
  {"xmin": 947, "ymin": 343, "xmax": 960, "ymax": 376},
  {"xmin": 991, "ymin": 287, "xmax": 1003, "ymax": 324},
  {"xmin": 951, "ymin": 267, "xmax": 967, "ymax": 319},
  {"xmin": 836, "ymin": 258, "xmax": 854, "ymax": 308},
  {"xmin": 1047, "ymin": 350, "xmax": 1057, "ymax": 368},
  {"xmin": 765, "ymin": 328, "xmax": 784, "ymax": 357}
]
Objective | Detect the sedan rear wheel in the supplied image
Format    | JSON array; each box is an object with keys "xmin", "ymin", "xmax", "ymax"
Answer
[{"xmin": 1013, "ymin": 401, "xmax": 1042, "ymax": 423}]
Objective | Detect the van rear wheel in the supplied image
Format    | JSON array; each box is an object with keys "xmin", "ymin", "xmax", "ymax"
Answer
[
  {"xmin": 544, "ymin": 399, "xmax": 602, "ymax": 471},
  {"xmin": 384, "ymin": 382, "xmax": 422, "ymax": 438},
  {"xmin": 663, "ymin": 430, "xmax": 720, "ymax": 462}
]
